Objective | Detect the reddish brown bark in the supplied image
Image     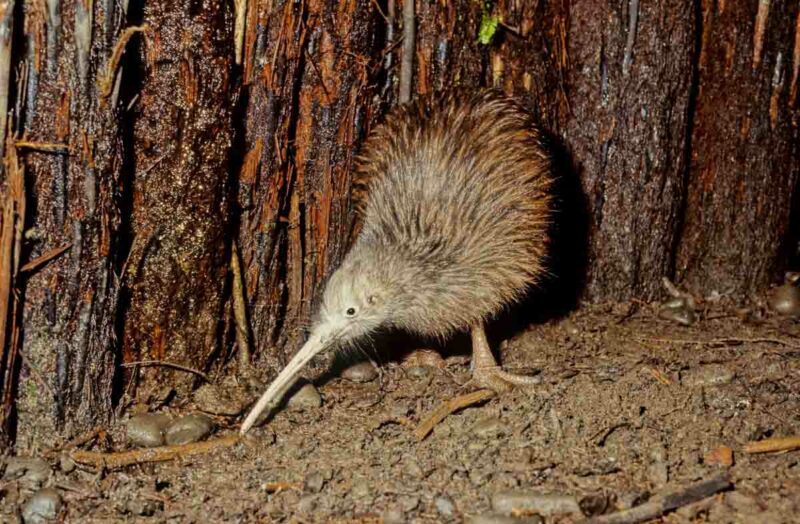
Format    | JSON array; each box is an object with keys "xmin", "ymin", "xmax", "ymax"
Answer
[
  {"xmin": 17, "ymin": 0, "xmax": 129, "ymax": 444},
  {"xmin": 675, "ymin": 2, "xmax": 800, "ymax": 297},
  {"xmin": 122, "ymin": 0, "xmax": 235, "ymax": 398},
  {"xmin": 236, "ymin": 0, "xmax": 382, "ymax": 373},
  {"xmin": 560, "ymin": 0, "xmax": 697, "ymax": 301}
]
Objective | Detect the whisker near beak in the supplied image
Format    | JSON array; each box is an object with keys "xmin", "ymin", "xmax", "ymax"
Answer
[{"xmin": 240, "ymin": 334, "xmax": 327, "ymax": 433}]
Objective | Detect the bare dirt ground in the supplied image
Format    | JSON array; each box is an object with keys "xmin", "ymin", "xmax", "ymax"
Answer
[{"xmin": 2, "ymin": 301, "xmax": 799, "ymax": 523}]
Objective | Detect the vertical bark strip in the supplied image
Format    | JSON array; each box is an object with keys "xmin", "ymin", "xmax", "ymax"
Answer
[
  {"xmin": 675, "ymin": 1, "xmax": 800, "ymax": 296},
  {"xmin": 17, "ymin": 0, "xmax": 129, "ymax": 445},
  {"xmin": 237, "ymin": 0, "xmax": 381, "ymax": 374},
  {"xmin": 123, "ymin": 0, "xmax": 234, "ymax": 398},
  {"xmin": 563, "ymin": 0, "xmax": 696, "ymax": 301}
]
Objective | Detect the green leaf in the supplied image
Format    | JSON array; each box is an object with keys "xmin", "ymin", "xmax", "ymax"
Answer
[{"xmin": 478, "ymin": 13, "xmax": 499, "ymax": 45}]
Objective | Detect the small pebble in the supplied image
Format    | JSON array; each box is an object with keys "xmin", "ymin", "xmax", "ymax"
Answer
[
  {"xmin": 492, "ymin": 491, "xmax": 582, "ymax": 516},
  {"xmin": 472, "ymin": 416, "xmax": 509, "ymax": 438},
  {"xmin": 647, "ymin": 461, "xmax": 669, "ymax": 486},
  {"xmin": 768, "ymin": 284, "xmax": 800, "ymax": 316},
  {"xmin": 351, "ymin": 479, "xmax": 371, "ymax": 499},
  {"xmin": 405, "ymin": 366, "xmax": 431, "ymax": 379},
  {"xmin": 194, "ymin": 384, "xmax": 246, "ymax": 416},
  {"xmin": 466, "ymin": 514, "xmax": 543, "ymax": 524},
  {"xmin": 164, "ymin": 413, "xmax": 214, "ymax": 445},
  {"xmin": 435, "ymin": 496, "xmax": 456, "ymax": 517},
  {"xmin": 58, "ymin": 455, "xmax": 76, "ymax": 474},
  {"xmin": 402, "ymin": 349, "xmax": 445, "ymax": 368},
  {"xmin": 21, "ymin": 487, "xmax": 62, "ymax": 523},
  {"xmin": 341, "ymin": 361, "xmax": 378, "ymax": 383},
  {"xmin": 4, "ymin": 457, "xmax": 51, "ymax": 487},
  {"xmin": 658, "ymin": 299, "xmax": 695, "ymax": 326},
  {"xmin": 127, "ymin": 413, "xmax": 172, "ymax": 448},
  {"xmin": 579, "ymin": 493, "xmax": 609, "ymax": 516},
  {"xmin": 704, "ymin": 446, "xmax": 734, "ymax": 467},
  {"xmin": 297, "ymin": 495, "xmax": 317, "ymax": 514},
  {"xmin": 382, "ymin": 508, "xmax": 406, "ymax": 524},
  {"xmin": 125, "ymin": 498, "xmax": 162, "ymax": 516},
  {"xmin": 397, "ymin": 495, "xmax": 420, "ymax": 512},
  {"xmin": 403, "ymin": 459, "xmax": 424, "ymax": 479},
  {"xmin": 304, "ymin": 471, "xmax": 325, "ymax": 493},
  {"xmin": 562, "ymin": 319, "xmax": 580, "ymax": 337},
  {"xmin": 616, "ymin": 491, "xmax": 649, "ymax": 510},
  {"xmin": 725, "ymin": 491, "xmax": 761, "ymax": 514},
  {"xmin": 287, "ymin": 383, "xmax": 322, "ymax": 411},
  {"xmin": 681, "ymin": 364, "xmax": 735, "ymax": 388}
]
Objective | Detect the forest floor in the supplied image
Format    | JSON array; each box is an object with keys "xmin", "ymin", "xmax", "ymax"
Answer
[{"xmin": 2, "ymin": 301, "xmax": 799, "ymax": 523}]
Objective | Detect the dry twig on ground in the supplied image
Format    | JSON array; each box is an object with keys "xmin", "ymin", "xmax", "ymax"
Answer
[
  {"xmin": 577, "ymin": 473, "xmax": 731, "ymax": 524},
  {"xmin": 744, "ymin": 436, "xmax": 800, "ymax": 454},
  {"xmin": 71, "ymin": 435, "xmax": 241, "ymax": 469},
  {"xmin": 414, "ymin": 389, "xmax": 495, "ymax": 441}
]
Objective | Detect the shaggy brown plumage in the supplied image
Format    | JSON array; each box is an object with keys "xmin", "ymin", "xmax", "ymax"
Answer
[{"xmin": 241, "ymin": 89, "xmax": 553, "ymax": 433}]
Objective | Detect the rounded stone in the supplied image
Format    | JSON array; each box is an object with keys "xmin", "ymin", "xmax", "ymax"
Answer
[
  {"xmin": 164, "ymin": 414, "xmax": 214, "ymax": 445},
  {"xmin": 341, "ymin": 361, "xmax": 379, "ymax": 383},
  {"xmin": 768, "ymin": 284, "xmax": 800, "ymax": 316},
  {"xmin": 472, "ymin": 416, "xmax": 509, "ymax": 439},
  {"xmin": 21, "ymin": 487, "xmax": 62, "ymax": 523},
  {"xmin": 127, "ymin": 413, "xmax": 172, "ymax": 448},
  {"xmin": 3, "ymin": 457, "xmax": 51, "ymax": 486},
  {"xmin": 405, "ymin": 366, "xmax": 431, "ymax": 379},
  {"xmin": 287, "ymin": 383, "xmax": 322, "ymax": 411},
  {"xmin": 435, "ymin": 496, "xmax": 456, "ymax": 517}
]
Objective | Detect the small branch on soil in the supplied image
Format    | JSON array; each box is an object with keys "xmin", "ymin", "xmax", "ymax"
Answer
[
  {"xmin": 20, "ymin": 243, "xmax": 71, "ymax": 273},
  {"xmin": 744, "ymin": 436, "xmax": 800, "ymax": 454},
  {"xmin": 414, "ymin": 389, "xmax": 495, "ymax": 441},
  {"xmin": 121, "ymin": 360, "xmax": 210, "ymax": 382},
  {"xmin": 577, "ymin": 473, "xmax": 731, "ymax": 524},
  {"xmin": 263, "ymin": 481, "xmax": 303, "ymax": 493},
  {"xmin": 230, "ymin": 240, "xmax": 251, "ymax": 371},
  {"xmin": 398, "ymin": 0, "xmax": 414, "ymax": 103},
  {"xmin": 71, "ymin": 435, "xmax": 241, "ymax": 469},
  {"xmin": 637, "ymin": 336, "xmax": 800, "ymax": 349},
  {"xmin": 14, "ymin": 140, "xmax": 70, "ymax": 153},
  {"xmin": 99, "ymin": 24, "xmax": 149, "ymax": 100}
]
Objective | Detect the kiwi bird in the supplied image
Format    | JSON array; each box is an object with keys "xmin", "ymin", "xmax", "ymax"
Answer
[{"xmin": 241, "ymin": 89, "xmax": 552, "ymax": 433}]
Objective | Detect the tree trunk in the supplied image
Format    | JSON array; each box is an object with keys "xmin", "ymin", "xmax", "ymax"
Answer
[
  {"xmin": 122, "ymin": 0, "xmax": 235, "ymax": 400},
  {"xmin": 16, "ymin": 0, "xmax": 129, "ymax": 445},
  {"xmin": 675, "ymin": 1, "xmax": 800, "ymax": 297},
  {"xmin": 236, "ymin": 0, "xmax": 382, "ymax": 375}
]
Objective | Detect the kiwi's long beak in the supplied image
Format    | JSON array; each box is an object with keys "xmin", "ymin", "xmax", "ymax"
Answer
[{"xmin": 240, "ymin": 333, "xmax": 327, "ymax": 434}]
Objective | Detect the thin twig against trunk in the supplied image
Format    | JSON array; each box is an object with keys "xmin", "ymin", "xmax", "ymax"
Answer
[
  {"xmin": 398, "ymin": 0, "xmax": 414, "ymax": 103},
  {"xmin": 577, "ymin": 473, "xmax": 731, "ymax": 524},
  {"xmin": 121, "ymin": 360, "xmax": 210, "ymax": 382},
  {"xmin": 20, "ymin": 243, "xmax": 72, "ymax": 273},
  {"xmin": 230, "ymin": 240, "xmax": 251, "ymax": 371}
]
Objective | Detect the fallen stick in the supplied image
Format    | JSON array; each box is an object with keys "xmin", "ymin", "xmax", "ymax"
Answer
[
  {"xmin": 577, "ymin": 473, "xmax": 731, "ymax": 524},
  {"xmin": 71, "ymin": 435, "xmax": 241, "ymax": 469},
  {"xmin": 744, "ymin": 436, "xmax": 800, "ymax": 454},
  {"xmin": 414, "ymin": 389, "xmax": 495, "ymax": 441},
  {"xmin": 121, "ymin": 359, "xmax": 210, "ymax": 382}
]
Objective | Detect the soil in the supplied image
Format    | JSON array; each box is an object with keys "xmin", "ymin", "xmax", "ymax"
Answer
[{"xmin": 2, "ymin": 302, "xmax": 799, "ymax": 523}]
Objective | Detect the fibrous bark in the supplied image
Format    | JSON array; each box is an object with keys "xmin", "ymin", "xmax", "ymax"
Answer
[
  {"xmin": 17, "ymin": 0, "xmax": 130, "ymax": 445},
  {"xmin": 236, "ymin": 0, "xmax": 381, "ymax": 374},
  {"xmin": 675, "ymin": 1, "xmax": 800, "ymax": 297},
  {"xmin": 122, "ymin": 0, "xmax": 235, "ymax": 399}
]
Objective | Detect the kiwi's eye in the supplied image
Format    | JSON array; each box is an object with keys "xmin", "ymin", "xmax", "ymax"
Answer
[{"xmin": 346, "ymin": 307, "xmax": 356, "ymax": 317}]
